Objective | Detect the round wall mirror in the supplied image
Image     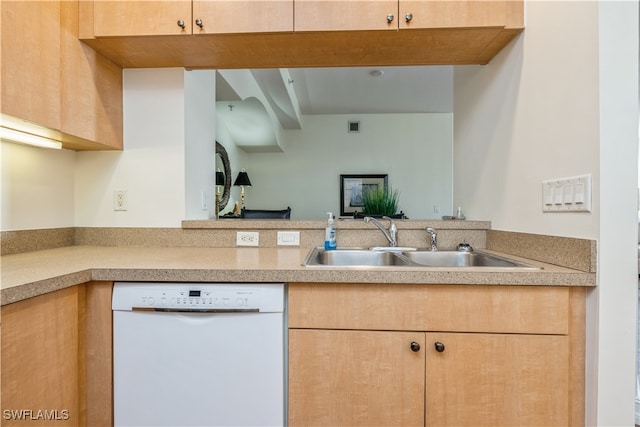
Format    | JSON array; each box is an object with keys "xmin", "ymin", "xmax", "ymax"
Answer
[{"xmin": 215, "ymin": 141, "xmax": 231, "ymax": 210}]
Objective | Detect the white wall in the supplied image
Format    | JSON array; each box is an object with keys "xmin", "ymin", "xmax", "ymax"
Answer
[
  {"xmin": 595, "ymin": 1, "xmax": 639, "ymax": 424},
  {"xmin": 75, "ymin": 68, "xmax": 209, "ymax": 227},
  {"xmin": 454, "ymin": 1, "xmax": 639, "ymax": 424},
  {"xmin": 217, "ymin": 69, "xmax": 283, "ymax": 152},
  {"xmin": 1, "ymin": 142, "xmax": 75, "ymax": 230},
  {"xmin": 185, "ymin": 70, "xmax": 217, "ymax": 220},
  {"xmin": 242, "ymin": 113, "xmax": 453, "ymax": 220}
]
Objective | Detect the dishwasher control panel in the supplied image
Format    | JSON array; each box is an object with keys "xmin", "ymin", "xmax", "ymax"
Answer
[
  {"xmin": 140, "ymin": 288, "xmax": 258, "ymax": 310},
  {"xmin": 112, "ymin": 283, "xmax": 284, "ymax": 313}
]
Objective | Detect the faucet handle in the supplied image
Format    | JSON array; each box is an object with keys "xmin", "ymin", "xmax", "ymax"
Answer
[
  {"xmin": 457, "ymin": 242, "xmax": 473, "ymax": 252},
  {"xmin": 426, "ymin": 227, "xmax": 438, "ymax": 251},
  {"xmin": 383, "ymin": 217, "xmax": 398, "ymax": 246}
]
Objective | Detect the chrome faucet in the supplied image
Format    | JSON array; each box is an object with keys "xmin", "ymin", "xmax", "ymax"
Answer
[
  {"xmin": 426, "ymin": 227, "xmax": 438, "ymax": 251},
  {"xmin": 364, "ymin": 216, "xmax": 398, "ymax": 247}
]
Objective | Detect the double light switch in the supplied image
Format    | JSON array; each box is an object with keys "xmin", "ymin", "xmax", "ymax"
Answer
[{"xmin": 542, "ymin": 174, "xmax": 592, "ymax": 212}]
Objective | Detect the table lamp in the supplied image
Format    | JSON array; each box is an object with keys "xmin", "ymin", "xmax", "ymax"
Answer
[{"xmin": 233, "ymin": 169, "xmax": 252, "ymax": 209}]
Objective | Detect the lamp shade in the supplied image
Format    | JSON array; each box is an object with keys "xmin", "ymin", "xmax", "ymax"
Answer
[
  {"xmin": 233, "ymin": 170, "xmax": 252, "ymax": 187},
  {"xmin": 216, "ymin": 171, "xmax": 225, "ymax": 186}
]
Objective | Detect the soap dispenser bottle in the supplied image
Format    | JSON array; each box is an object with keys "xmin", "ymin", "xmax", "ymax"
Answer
[{"xmin": 325, "ymin": 212, "xmax": 337, "ymax": 250}]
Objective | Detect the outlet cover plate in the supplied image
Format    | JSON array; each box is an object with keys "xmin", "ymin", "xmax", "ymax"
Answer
[
  {"xmin": 236, "ymin": 231, "xmax": 259, "ymax": 247},
  {"xmin": 114, "ymin": 190, "xmax": 127, "ymax": 211}
]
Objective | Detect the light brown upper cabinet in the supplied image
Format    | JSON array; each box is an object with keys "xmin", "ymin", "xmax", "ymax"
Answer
[
  {"xmin": 193, "ymin": 0, "xmax": 293, "ymax": 34},
  {"xmin": 79, "ymin": 0, "xmax": 524, "ymax": 68},
  {"xmin": 399, "ymin": 0, "xmax": 510, "ymax": 29},
  {"xmin": 2, "ymin": 1, "xmax": 62, "ymax": 131},
  {"xmin": 61, "ymin": 0, "xmax": 123, "ymax": 150},
  {"xmin": 92, "ymin": 1, "xmax": 193, "ymax": 36},
  {"xmin": 294, "ymin": 0, "xmax": 398, "ymax": 31},
  {"xmin": 89, "ymin": 0, "xmax": 293, "ymax": 36},
  {"xmin": 2, "ymin": 0, "xmax": 123, "ymax": 150},
  {"xmin": 295, "ymin": 0, "xmax": 519, "ymax": 32}
]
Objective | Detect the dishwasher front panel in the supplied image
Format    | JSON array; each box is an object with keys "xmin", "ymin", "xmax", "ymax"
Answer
[{"xmin": 113, "ymin": 283, "xmax": 284, "ymax": 427}]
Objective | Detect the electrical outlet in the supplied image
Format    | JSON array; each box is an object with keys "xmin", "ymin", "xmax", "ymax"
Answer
[
  {"xmin": 114, "ymin": 190, "xmax": 128, "ymax": 211},
  {"xmin": 236, "ymin": 231, "xmax": 259, "ymax": 247}
]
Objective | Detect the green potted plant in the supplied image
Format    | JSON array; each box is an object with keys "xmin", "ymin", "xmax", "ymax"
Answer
[{"xmin": 360, "ymin": 186, "xmax": 405, "ymax": 218}]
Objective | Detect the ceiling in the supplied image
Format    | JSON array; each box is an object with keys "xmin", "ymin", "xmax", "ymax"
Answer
[
  {"xmin": 216, "ymin": 66, "xmax": 454, "ymax": 115},
  {"xmin": 288, "ymin": 66, "xmax": 453, "ymax": 114}
]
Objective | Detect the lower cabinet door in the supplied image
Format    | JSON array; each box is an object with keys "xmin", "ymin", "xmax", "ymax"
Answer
[
  {"xmin": 1, "ymin": 286, "xmax": 81, "ymax": 427},
  {"xmin": 425, "ymin": 332, "xmax": 570, "ymax": 427},
  {"xmin": 289, "ymin": 329, "xmax": 426, "ymax": 427}
]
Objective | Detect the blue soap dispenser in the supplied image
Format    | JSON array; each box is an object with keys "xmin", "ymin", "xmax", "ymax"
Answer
[{"xmin": 324, "ymin": 212, "xmax": 337, "ymax": 250}]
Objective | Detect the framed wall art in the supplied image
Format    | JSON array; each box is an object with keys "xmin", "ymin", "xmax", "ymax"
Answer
[{"xmin": 339, "ymin": 174, "xmax": 388, "ymax": 217}]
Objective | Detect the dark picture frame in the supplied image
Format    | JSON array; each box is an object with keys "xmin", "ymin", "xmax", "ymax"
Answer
[{"xmin": 339, "ymin": 174, "xmax": 388, "ymax": 217}]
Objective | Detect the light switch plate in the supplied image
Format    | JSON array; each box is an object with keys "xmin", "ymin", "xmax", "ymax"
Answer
[
  {"xmin": 542, "ymin": 174, "xmax": 592, "ymax": 212},
  {"xmin": 277, "ymin": 231, "xmax": 300, "ymax": 246}
]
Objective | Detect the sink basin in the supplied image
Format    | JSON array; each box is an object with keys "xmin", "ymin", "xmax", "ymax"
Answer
[
  {"xmin": 303, "ymin": 248, "xmax": 413, "ymax": 267},
  {"xmin": 401, "ymin": 250, "xmax": 540, "ymax": 269},
  {"xmin": 303, "ymin": 247, "xmax": 541, "ymax": 269}
]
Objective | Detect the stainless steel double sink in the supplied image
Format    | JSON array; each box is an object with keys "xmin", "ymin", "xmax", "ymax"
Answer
[{"xmin": 303, "ymin": 247, "xmax": 541, "ymax": 269}]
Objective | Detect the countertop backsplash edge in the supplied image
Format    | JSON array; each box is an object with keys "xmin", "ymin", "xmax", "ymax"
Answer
[{"xmin": 2, "ymin": 225, "xmax": 596, "ymax": 273}]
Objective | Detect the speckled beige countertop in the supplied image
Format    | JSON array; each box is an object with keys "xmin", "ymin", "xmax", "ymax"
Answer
[{"xmin": 0, "ymin": 245, "xmax": 596, "ymax": 306}]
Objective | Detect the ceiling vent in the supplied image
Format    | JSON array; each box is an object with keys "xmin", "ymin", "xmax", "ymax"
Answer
[{"xmin": 348, "ymin": 121, "xmax": 360, "ymax": 133}]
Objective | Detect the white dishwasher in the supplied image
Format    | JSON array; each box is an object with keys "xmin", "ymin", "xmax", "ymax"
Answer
[{"xmin": 112, "ymin": 282, "xmax": 285, "ymax": 427}]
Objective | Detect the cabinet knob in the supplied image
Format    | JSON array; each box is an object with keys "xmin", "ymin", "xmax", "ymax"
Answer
[
  {"xmin": 195, "ymin": 18, "xmax": 204, "ymax": 28},
  {"xmin": 410, "ymin": 341, "xmax": 421, "ymax": 352},
  {"xmin": 386, "ymin": 14, "xmax": 394, "ymax": 23},
  {"xmin": 177, "ymin": 19, "xmax": 186, "ymax": 29},
  {"xmin": 434, "ymin": 341, "xmax": 445, "ymax": 352},
  {"xmin": 405, "ymin": 13, "xmax": 413, "ymax": 23}
]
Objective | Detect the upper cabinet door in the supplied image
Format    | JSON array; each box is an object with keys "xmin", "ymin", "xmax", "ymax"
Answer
[
  {"xmin": 399, "ymin": 0, "xmax": 508, "ymax": 29},
  {"xmin": 93, "ymin": 1, "xmax": 192, "ymax": 36},
  {"xmin": 295, "ymin": 0, "xmax": 398, "ymax": 31},
  {"xmin": 193, "ymin": 0, "xmax": 293, "ymax": 34},
  {"xmin": 61, "ymin": 1, "xmax": 123, "ymax": 150},
  {"xmin": 2, "ymin": 1, "xmax": 61, "ymax": 130}
]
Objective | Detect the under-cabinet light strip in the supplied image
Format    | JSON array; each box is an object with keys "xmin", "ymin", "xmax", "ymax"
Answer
[{"xmin": 0, "ymin": 126, "xmax": 62, "ymax": 150}]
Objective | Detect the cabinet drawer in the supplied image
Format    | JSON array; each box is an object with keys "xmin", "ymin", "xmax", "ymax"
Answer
[{"xmin": 288, "ymin": 283, "xmax": 569, "ymax": 334}]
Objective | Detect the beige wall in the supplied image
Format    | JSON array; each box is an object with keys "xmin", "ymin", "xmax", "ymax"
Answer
[
  {"xmin": 454, "ymin": 1, "xmax": 639, "ymax": 424},
  {"xmin": 454, "ymin": 1, "xmax": 600, "ymax": 239}
]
